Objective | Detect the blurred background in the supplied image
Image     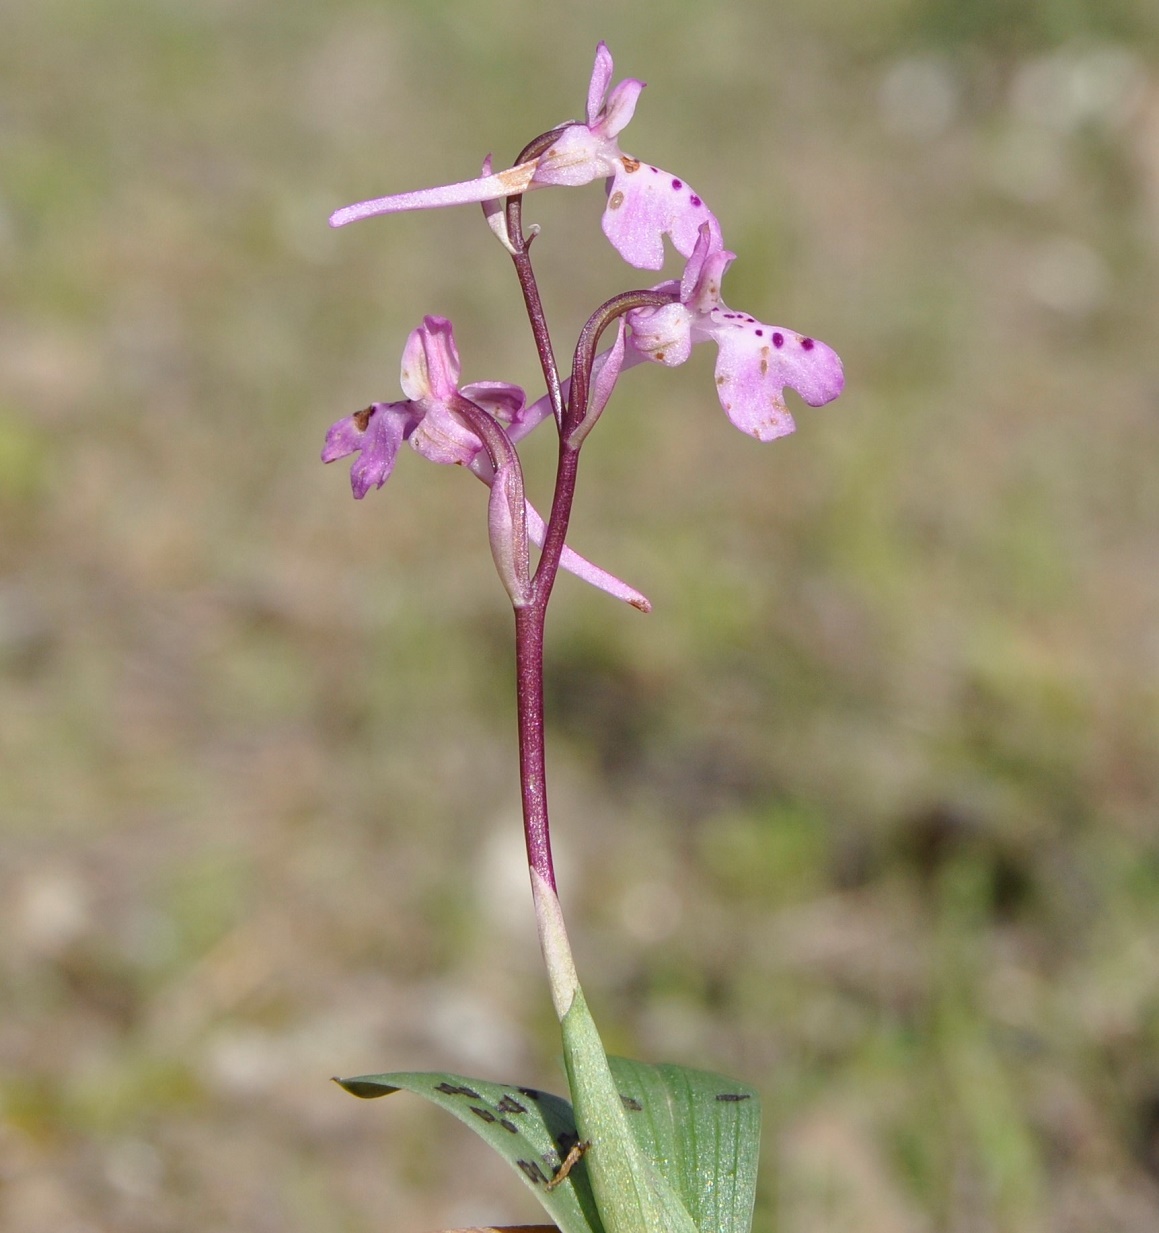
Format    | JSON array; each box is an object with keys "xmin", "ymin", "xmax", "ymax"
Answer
[{"xmin": 2, "ymin": 0, "xmax": 1158, "ymax": 1230}]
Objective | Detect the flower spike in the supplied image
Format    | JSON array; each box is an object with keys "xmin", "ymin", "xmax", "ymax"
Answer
[{"xmin": 627, "ymin": 224, "xmax": 845, "ymax": 440}]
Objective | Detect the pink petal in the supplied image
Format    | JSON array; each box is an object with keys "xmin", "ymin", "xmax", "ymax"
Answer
[
  {"xmin": 533, "ymin": 123, "xmax": 617, "ymax": 187},
  {"xmin": 602, "ymin": 162, "xmax": 722, "ymax": 270},
  {"xmin": 708, "ymin": 319, "xmax": 844, "ymax": 442},
  {"xmin": 408, "ymin": 402, "xmax": 483, "ymax": 467},
  {"xmin": 322, "ymin": 403, "xmax": 409, "ymax": 498},
  {"xmin": 597, "ymin": 77, "xmax": 645, "ymax": 141},
  {"xmin": 400, "ymin": 316, "xmax": 460, "ymax": 404},
  {"xmin": 587, "ymin": 42, "xmax": 615, "ymax": 126},
  {"xmin": 460, "ymin": 380, "xmax": 526, "ymax": 428},
  {"xmin": 681, "ymin": 228, "xmax": 734, "ymax": 312},
  {"xmin": 625, "ymin": 300, "xmax": 693, "ymax": 368}
]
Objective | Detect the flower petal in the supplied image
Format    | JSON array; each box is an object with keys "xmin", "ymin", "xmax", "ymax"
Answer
[
  {"xmin": 408, "ymin": 402, "xmax": 483, "ymax": 466},
  {"xmin": 400, "ymin": 316, "xmax": 460, "ymax": 404},
  {"xmin": 460, "ymin": 380, "xmax": 527, "ymax": 428},
  {"xmin": 625, "ymin": 300, "xmax": 693, "ymax": 367},
  {"xmin": 598, "ymin": 77, "xmax": 645, "ymax": 140},
  {"xmin": 533, "ymin": 123, "xmax": 618, "ymax": 187},
  {"xmin": 708, "ymin": 319, "xmax": 844, "ymax": 442},
  {"xmin": 602, "ymin": 162, "xmax": 722, "ymax": 270},
  {"xmin": 587, "ymin": 41, "xmax": 615, "ymax": 126},
  {"xmin": 322, "ymin": 402, "xmax": 410, "ymax": 498}
]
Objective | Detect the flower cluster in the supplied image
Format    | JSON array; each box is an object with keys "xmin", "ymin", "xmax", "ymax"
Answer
[{"xmin": 323, "ymin": 42, "xmax": 844, "ymax": 605}]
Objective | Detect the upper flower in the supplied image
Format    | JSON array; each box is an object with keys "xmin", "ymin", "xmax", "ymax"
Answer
[
  {"xmin": 626, "ymin": 225, "xmax": 845, "ymax": 440},
  {"xmin": 329, "ymin": 42, "xmax": 720, "ymax": 271},
  {"xmin": 322, "ymin": 315, "xmax": 527, "ymax": 497}
]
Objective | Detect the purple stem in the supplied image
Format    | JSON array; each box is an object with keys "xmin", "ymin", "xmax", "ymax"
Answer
[
  {"xmin": 504, "ymin": 204, "xmax": 678, "ymax": 893},
  {"xmin": 505, "ymin": 127, "xmax": 573, "ymax": 430}
]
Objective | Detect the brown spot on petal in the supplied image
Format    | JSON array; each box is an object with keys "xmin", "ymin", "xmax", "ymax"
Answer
[
  {"xmin": 498, "ymin": 160, "xmax": 538, "ymax": 193},
  {"xmin": 716, "ymin": 375, "xmax": 727, "ymax": 385},
  {"xmin": 620, "ymin": 156, "xmax": 641, "ymax": 173},
  {"xmin": 760, "ymin": 346, "xmax": 770, "ymax": 377},
  {"xmin": 652, "ymin": 350, "xmax": 665, "ymax": 362},
  {"xmin": 353, "ymin": 406, "xmax": 375, "ymax": 432},
  {"xmin": 608, "ymin": 190, "xmax": 625, "ymax": 211}
]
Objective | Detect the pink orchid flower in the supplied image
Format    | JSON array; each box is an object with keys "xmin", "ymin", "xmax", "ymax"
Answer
[
  {"xmin": 625, "ymin": 225, "xmax": 845, "ymax": 441},
  {"xmin": 330, "ymin": 42, "xmax": 720, "ymax": 271},
  {"xmin": 321, "ymin": 316, "xmax": 528, "ymax": 496},
  {"xmin": 322, "ymin": 316, "xmax": 650, "ymax": 611}
]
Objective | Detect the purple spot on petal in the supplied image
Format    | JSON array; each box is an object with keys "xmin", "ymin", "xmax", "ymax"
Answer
[
  {"xmin": 772, "ymin": 332, "xmax": 784, "ymax": 347},
  {"xmin": 755, "ymin": 329, "xmax": 763, "ymax": 336},
  {"xmin": 690, "ymin": 194, "xmax": 701, "ymax": 207},
  {"xmin": 801, "ymin": 337, "xmax": 815, "ymax": 350},
  {"xmin": 649, "ymin": 165, "xmax": 660, "ymax": 174},
  {"xmin": 671, "ymin": 178, "xmax": 682, "ymax": 190}
]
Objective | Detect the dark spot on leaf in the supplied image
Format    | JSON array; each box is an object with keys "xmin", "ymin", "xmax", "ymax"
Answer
[
  {"xmin": 497, "ymin": 1095, "xmax": 527, "ymax": 1114},
  {"xmin": 620, "ymin": 1095, "xmax": 643, "ymax": 1112},
  {"xmin": 518, "ymin": 1087, "xmax": 542, "ymax": 1100},
  {"xmin": 517, "ymin": 1159, "xmax": 549, "ymax": 1185},
  {"xmin": 715, "ymin": 1092, "xmax": 752, "ymax": 1102},
  {"xmin": 435, "ymin": 1082, "xmax": 481, "ymax": 1098},
  {"xmin": 470, "ymin": 1106, "xmax": 498, "ymax": 1124},
  {"xmin": 556, "ymin": 1131, "xmax": 580, "ymax": 1154},
  {"xmin": 353, "ymin": 406, "xmax": 374, "ymax": 432},
  {"xmin": 499, "ymin": 1118, "xmax": 519, "ymax": 1134}
]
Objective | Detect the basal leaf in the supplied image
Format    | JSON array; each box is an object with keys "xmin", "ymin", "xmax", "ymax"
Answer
[
  {"xmin": 606, "ymin": 1057, "xmax": 761, "ymax": 1233},
  {"xmin": 561, "ymin": 988, "xmax": 700, "ymax": 1233},
  {"xmin": 337, "ymin": 1070, "xmax": 604, "ymax": 1233}
]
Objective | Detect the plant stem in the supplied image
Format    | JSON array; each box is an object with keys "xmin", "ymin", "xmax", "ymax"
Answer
[{"xmin": 506, "ymin": 249, "xmax": 678, "ymax": 904}]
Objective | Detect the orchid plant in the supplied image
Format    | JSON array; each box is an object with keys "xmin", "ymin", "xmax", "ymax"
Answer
[{"xmin": 323, "ymin": 42, "xmax": 843, "ymax": 1233}]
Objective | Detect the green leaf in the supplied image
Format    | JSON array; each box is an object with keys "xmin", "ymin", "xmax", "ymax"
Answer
[
  {"xmin": 606, "ymin": 1057, "xmax": 761, "ymax": 1233},
  {"xmin": 561, "ymin": 988, "xmax": 700, "ymax": 1233},
  {"xmin": 336, "ymin": 1070, "xmax": 605, "ymax": 1233}
]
